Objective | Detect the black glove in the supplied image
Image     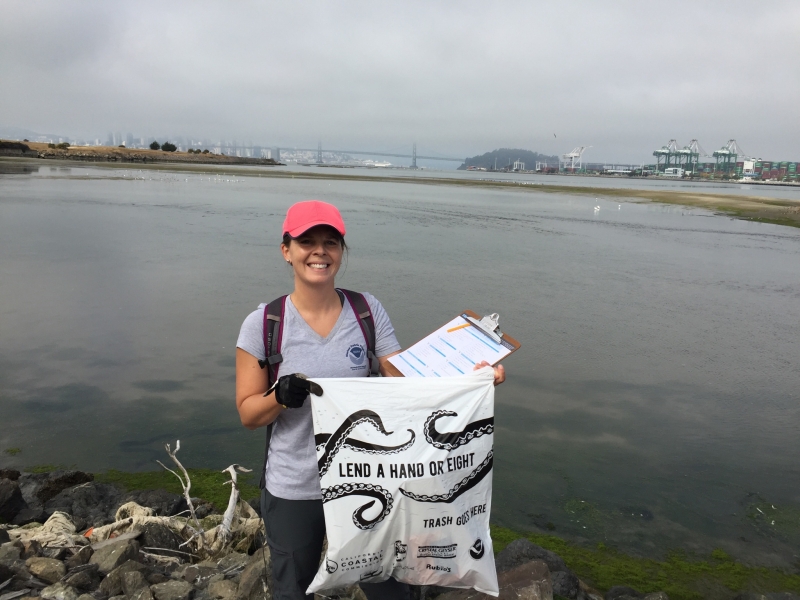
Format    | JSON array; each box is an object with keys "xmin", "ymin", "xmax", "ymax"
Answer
[{"xmin": 271, "ymin": 373, "xmax": 323, "ymax": 409}]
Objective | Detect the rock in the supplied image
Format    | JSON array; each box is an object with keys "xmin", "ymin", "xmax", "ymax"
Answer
[
  {"xmin": 40, "ymin": 582, "xmax": 80, "ymax": 600},
  {"xmin": 131, "ymin": 588, "xmax": 155, "ymax": 600},
  {"xmin": 11, "ymin": 508, "xmax": 49, "ymax": 527},
  {"xmin": 193, "ymin": 500, "xmax": 217, "ymax": 520},
  {"xmin": 64, "ymin": 546, "xmax": 93, "ymax": 570},
  {"xmin": 606, "ymin": 587, "xmax": 644, "ymax": 600},
  {"xmin": 495, "ymin": 539, "xmax": 567, "ymax": 574},
  {"xmin": 26, "ymin": 557, "xmax": 66, "ymax": 584},
  {"xmin": 147, "ymin": 571, "xmax": 171, "ymax": 585},
  {"xmin": 551, "ymin": 569, "xmax": 580, "ymax": 599},
  {"xmin": 63, "ymin": 564, "xmax": 101, "ymax": 591},
  {"xmin": 98, "ymin": 560, "xmax": 148, "ymax": 597},
  {"xmin": 235, "ymin": 547, "xmax": 270, "ymax": 600},
  {"xmin": 216, "ymin": 552, "xmax": 249, "ymax": 574},
  {"xmin": 437, "ymin": 559, "xmax": 552, "ymax": 600},
  {"xmin": 177, "ymin": 565, "xmax": 218, "ymax": 587},
  {"xmin": 121, "ymin": 490, "xmax": 187, "ymax": 517},
  {"xmin": 2, "ymin": 557, "xmax": 29, "ymax": 575},
  {"xmin": 20, "ymin": 540, "xmax": 43, "ymax": 559},
  {"xmin": 766, "ymin": 595, "xmax": 800, "ymax": 600},
  {"xmin": 42, "ymin": 547, "xmax": 68, "ymax": 561},
  {"xmin": 208, "ymin": 579, "xmax": 237, "ymax": 600},
  {"xmin": 0, "ymin": 542, "xmax": 22, "ymax": 560},
  {"xmin": 89, "ymin": 538, "xmax": 140, "ymax": 574},
  {"xmin": 122, "ymin": 571, "xmax": 150, "ymax": 595},
  {"xmin": 44, "ymin": 482, "xmax": 121, "ymax": 528},
  {"xmin": 0, "ymin": 560, "xmax": 15, "ymax": 582},
  {"xmin": 151, "ymin": 579, "xmax": 194, "ymax": 600},
  {"xmin": 0, "ymin": 529, "xmax": 10, "ymax": 543},
  {"xmin": 733, "ymin": 595, "xmax": 767, "ymax": 600},
  {"xmin": 0, "ymin": 470, "xmax": 21, "ymax": 481},
  {"xmin": 36, "ymin": 472, "xmax": 94, "ymax": 505},
  {"xmin": 0, "ymin": 479, "xmax": 27, "ymax": 523},
  {"xmin": 643, "ymin": 594, "xmax": 669, "ymax": 600},
  {"xmin": 139, "ymin": 522, "xmax": 185, "ymax": 556}
]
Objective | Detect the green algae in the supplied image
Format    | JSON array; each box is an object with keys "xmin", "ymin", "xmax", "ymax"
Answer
[
  {"xmin": 3, "ymin": 448, "xmax": 21, "ymax": 456},
  {"xmin": 25, "ymin": 464, "xmax": 67, "ymax": 473},
  {"xmin": 95, "ymin": 469, "xmax": 261, "ymax": 511},
  {"xmin": 490, "ymin": 525, "xmax": 800, "ymax": 600}
]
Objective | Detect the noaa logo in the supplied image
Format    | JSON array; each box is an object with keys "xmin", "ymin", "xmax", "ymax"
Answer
[
  {"xmin": 469, "ymin": 538, "xmax": 485, "ymax": 560},
  {"xmin": 346, "ymin": 344, "xmax": 366, "ymax": 365},
  {"xmin": 325, "ymin": 558, "xmax": 338, "ymax": 573}
]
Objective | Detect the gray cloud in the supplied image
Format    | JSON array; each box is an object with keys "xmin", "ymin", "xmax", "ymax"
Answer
[{"xmin": 1, "ymin": 0, "xmax": 798, "ymax": 162}]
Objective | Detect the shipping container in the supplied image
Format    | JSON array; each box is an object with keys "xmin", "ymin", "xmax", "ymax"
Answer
[{"xmin": 779, "ymin": 162, "xmax": 789, "ymax": 168}]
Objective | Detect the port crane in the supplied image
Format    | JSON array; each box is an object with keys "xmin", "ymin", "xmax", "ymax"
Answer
[{"xmin": 560, "ymin": 146, "xmax": 590, "ymax": 172}]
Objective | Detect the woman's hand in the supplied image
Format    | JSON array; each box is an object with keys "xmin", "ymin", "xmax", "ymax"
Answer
[{"xmin": 473, "ymin": 360, "xmax": 505, "ymax": 386}]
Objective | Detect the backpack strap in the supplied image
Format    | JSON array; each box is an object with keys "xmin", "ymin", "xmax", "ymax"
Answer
[
  {"xmin": 339, "ymin": 289, "xmax": 380, "ymax": 377},
  {"xmin": 258, "ymin": 295, "xmax": 287, "ymax": 489}
]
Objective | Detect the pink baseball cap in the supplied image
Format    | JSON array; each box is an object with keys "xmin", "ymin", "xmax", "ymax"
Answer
[{"xmin": 282, "ymin": 200, "xmax": 346, "ymax": 238}]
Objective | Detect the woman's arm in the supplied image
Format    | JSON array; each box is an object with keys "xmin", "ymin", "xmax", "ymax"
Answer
[
  {"xmin": 378, "ymin": 350, "xmax": 402, "ymax": 376},
  {"xmin": 236, "ymin": 348, "xmax": 285, "ymax": 430}
]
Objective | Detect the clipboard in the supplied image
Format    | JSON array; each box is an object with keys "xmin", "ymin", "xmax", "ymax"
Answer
[{"xmin": 384, "ymin": 310, "xmax": 521, "ymax": 378}]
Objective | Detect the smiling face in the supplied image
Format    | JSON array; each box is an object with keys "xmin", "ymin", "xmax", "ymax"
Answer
[{"xmin": 281, "ymin": 225, "xmax": 344, "ymax": 288}]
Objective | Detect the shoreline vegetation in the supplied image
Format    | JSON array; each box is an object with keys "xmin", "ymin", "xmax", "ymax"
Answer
[
  {"xmin": 0, "ymin": 140, "xmax": 281, "ymax": 167},
  {"xmin": 2, "ymin": 148, "xmax": 798, "ymax": 229},
  {"xmin": 1, "ymin": 467, "xmax": 799, "ymax": 599}
]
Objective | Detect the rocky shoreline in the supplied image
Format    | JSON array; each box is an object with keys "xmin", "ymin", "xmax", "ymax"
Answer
[{"xmin": 3, "ymin": 470, "xmax": 797, "ymax": 600}]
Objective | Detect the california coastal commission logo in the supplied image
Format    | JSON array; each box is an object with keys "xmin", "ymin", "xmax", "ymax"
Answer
[
  {"xmin": 333, "ymin": 551, "xmax": 383, "ymax": 573},
  {"xmin": 417, "ymin": 544, "xmax": 457, "ymax": 559},
  {"xmin": 346, "ymin": 343, "xmax": 367, "ymax": 367}
]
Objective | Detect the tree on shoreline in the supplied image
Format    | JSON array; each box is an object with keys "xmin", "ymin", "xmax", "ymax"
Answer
[
  {"xmin": 150, "ymin": 141, "xmax": 160, "ymax": 150},
  {"xmin": 162, "ymin": 141, "xmax": 177, "ymax": 152}
]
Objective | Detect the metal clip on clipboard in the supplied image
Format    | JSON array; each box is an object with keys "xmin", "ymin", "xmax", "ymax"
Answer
[{"xmin": 464, "ymin": 312, "xmax": 503, "ymax": 344}]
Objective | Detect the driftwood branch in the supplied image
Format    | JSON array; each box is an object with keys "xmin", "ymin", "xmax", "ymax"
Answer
[
  {"xmin": 156, "ymin": 440, "xmax": 204, "ymax": 550},
  {"xmin": 220, "ymin": 464, "xmax": 252, "ymax": 543}
]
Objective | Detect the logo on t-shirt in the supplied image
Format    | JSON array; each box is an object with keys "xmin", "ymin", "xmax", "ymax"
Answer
[{"xmin": 346, "ymin": 343, "xmax": 367, "ymax": 367}]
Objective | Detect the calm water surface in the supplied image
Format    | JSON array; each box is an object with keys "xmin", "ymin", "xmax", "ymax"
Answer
[{"xmin": 1, "ymin": 162, "xmax": 799, "ymax": 566}]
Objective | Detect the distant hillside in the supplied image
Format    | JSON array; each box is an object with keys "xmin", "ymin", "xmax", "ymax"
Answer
[{"xmin": 458, "ymin": 148, "xmax": 558, "ymax": 171}]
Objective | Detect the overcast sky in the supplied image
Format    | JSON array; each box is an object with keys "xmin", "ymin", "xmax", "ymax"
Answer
[{"xmin": 2, "ymin": 1, "xmax": 798, "ymax": 163}]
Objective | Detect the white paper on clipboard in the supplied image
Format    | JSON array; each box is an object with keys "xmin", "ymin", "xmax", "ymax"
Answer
[{"xmin": 388, "ymin": 315, "xmax": 516, "ymax": 378}]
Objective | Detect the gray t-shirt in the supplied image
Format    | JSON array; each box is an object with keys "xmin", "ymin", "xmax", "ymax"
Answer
[{"xmin": 236, "ymin": 292, "xmax": 401, "ymax": 500}]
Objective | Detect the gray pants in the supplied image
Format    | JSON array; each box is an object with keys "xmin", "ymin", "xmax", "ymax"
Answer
[{"xmin": 261, "ymin": 488, "xmax": 410, "ymax": 600}]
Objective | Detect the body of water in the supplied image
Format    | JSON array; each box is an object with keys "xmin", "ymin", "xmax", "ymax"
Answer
[{"xmin": 1, "ymin": 161, "xmax": 799, "ymax": 567}]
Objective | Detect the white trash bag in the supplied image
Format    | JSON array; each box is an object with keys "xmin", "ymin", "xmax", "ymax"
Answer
[{"xmin": 308, "ymin": 368, "xmax": 499, "ymax": 596}]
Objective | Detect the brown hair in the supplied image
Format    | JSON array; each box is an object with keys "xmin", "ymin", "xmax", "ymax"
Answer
[{"xmin": 281, "ymin": 226, "xmax": 347, "ymax": 251}]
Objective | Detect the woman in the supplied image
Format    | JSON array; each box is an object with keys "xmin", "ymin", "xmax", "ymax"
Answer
[{"xmin": 236, "ymin": 200, "xmax": 504, "ymax": 600}]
